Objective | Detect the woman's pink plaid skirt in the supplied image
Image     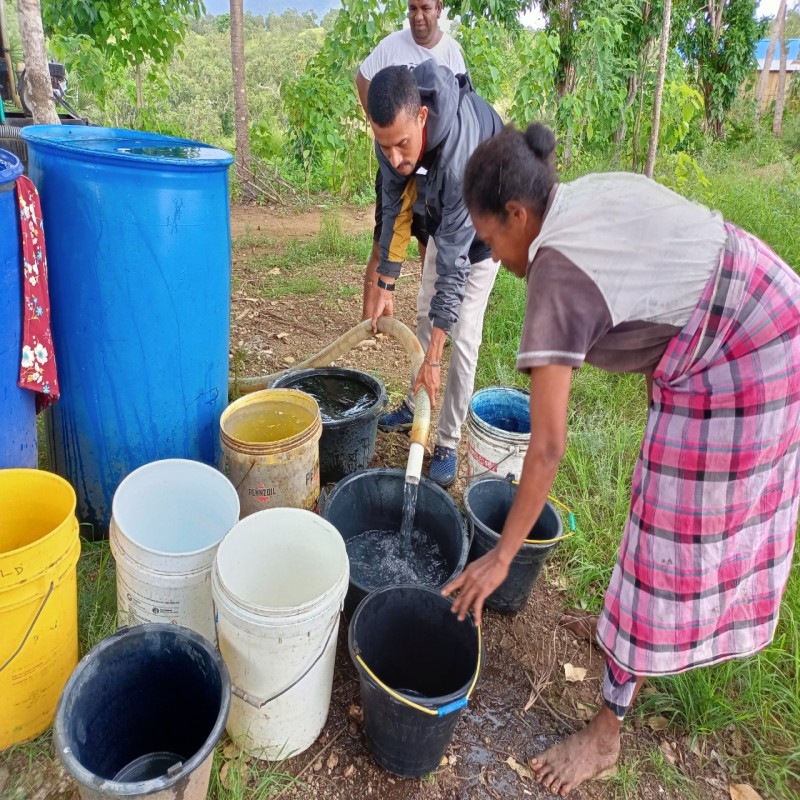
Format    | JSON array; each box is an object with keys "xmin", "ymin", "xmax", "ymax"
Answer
[{"xmin": 597, "ymin": 224, "xmax": 800, "ymax": 677}]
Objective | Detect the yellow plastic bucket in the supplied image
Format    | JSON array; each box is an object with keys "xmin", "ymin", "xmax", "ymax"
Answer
[
  {"xmin": 0, "ymin": 469, "xmax": 81, "ymax": 748},
  {"xmin": 220, "ymin": 389, "xmax": 322, "ymax": 518}
]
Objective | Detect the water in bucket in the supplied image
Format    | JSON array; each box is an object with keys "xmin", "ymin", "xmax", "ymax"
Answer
[
  {"xmin": 321, "ymin": 470, "xmax": 468, "ymax": 618},
  {"xmin": 345, "ymin": 526, "xmax": 449, "ymax": 590},
  {"xmin": 284, "ymin": 373, "xmax": 379, "ymax": 423},
  {"xmin": 226, "ymin": 401, "xmax": 317, "ymax": 442}
]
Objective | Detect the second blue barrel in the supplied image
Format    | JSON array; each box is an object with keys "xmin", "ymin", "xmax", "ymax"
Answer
[
  {"xmin": 22, "ymin": 127, "xmax": 233, "ymax": 538},
  {"xmin": 0, "ymin": 148, "xmax": 37, "ymax": 468}
]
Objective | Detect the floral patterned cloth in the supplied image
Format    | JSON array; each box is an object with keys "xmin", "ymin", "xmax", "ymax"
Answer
[{"xmin": 15, "ymin": 175, "xmax": 59, "ymax": 410}]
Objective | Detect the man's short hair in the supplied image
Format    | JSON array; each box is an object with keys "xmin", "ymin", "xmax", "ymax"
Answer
[{"xmin": 368, "ymin": 66, "xmax": 421, "ymax": 126}]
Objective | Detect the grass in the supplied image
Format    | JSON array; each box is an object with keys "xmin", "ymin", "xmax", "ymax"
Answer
[
  {"xmin": 234, "ymin": 214, "xmax": 375, "ymax": 300},
  {"xmin": 475, "ymin": 151, "xmax": 800, "ymax": 797},
  {"xmin": 234, "ymin": 214, "xmax": 421, "ymax": 301}
]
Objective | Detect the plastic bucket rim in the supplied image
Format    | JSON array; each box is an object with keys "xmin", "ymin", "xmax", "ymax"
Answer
[
  {"xmin": 213, "ymin": 508, "xmax": 350, "ymax": 620},
  {"xmin": 348, "ymin": 583, "xmax": 482, "ymax": 709},
  {"xmin": 20, "ymin": 125, "xmax": 234, "ymax": 168},
  {"xmin": 322, "ymin": 467, "xmax": 469, "ymax": 594},
  {"xmin": 272, "ymin": 367, "xmax": 388, "ymax": 429},
  {"xmin": 220, "ymin": 388, "xmax": 323, "ymax": 454},
  {"xmin": 0, "ymin": 469, "xmax": 77, "ymax": 562},
  {"xmin": 110, "ymin": 459, "xmax": 240, "ymax": 559},
  {"xmin": 0, "ymin": 147, "xmax": 23, "ymax": 184},
  {"xmin": 463, "ymin": 477, "xmax": 563, "ymax": 552},
  {"xmin": 212, "ymin": 559, "xmax": 349, "ymax": 628},
  {"xmin": 53, "ymin": 622, "xmax": 231, "ymax": 796},
  {"xmin": 468, "ymin": 386, "xmax": 531, "ymax": 441}
]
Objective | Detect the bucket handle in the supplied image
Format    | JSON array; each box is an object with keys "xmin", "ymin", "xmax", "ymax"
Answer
[
  {"xmin": 225, "ymin": 609, "xmax": 341, "ymax": 710},
  {"xmin": 354, "ymin": 625, "xmax": 482, "ymax": 718},
  {"xmin": 525, "ymin": 494, "xmax": 576, "ymax": 544},
  {"xmin": 488, "ymin": 475, "xmax": 576, "ymax": 545},
  {"xmin": 0, "ymin": 581, "xmax": 54, "ymax": 673}
]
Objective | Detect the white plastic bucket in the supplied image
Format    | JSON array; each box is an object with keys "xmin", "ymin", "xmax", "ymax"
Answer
[
  {"xmin": 110, "ymin": 459, "xmax": 240, "ymax": 643},
  {"xmin": 466, "ymin": 387, "xmax": 531, "ymax": 482},
  {"xmin": 212, "ymin": 508, "xmax": 349, "ymax": 760}
]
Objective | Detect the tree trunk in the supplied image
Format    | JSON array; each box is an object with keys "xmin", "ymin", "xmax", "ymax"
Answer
[
  {"xmin": 756, "ymin": 0, "xmax": 785, "ymax": 116},
  {"xmin": 135, "ymin": 64, "xmax": 144, "ymax": 108},
  {"xmin": 16, "ymin": 0, "xmax": 57, "ymax": 123},
  {"xmin": 645, "ymin": 0, "xmax": 672, "ymax": 177},
  {"xmin": 773, "ymin": 6, "xmax": 788, "ymax": 136},
  {"xmin": 612, "ymin": 73, "xmax": 638, "ymax": 166},
  {"xmin": 230, "ymin": 0, "xmax": 254, "ymax": 199},
  {"xmin": 631, "ymin": 44, "xmax": 652, "ymax": 171},
  {"xmin": 0, "ymin": 0, "xmax": 23, "ymax": 109},
  {"xmin": 613, "ymin": 0, "xmax": 653, "ymax": 167},
  {"xmin": 701, "ymin": 0, "xmax": 726, "ymax": 137}
]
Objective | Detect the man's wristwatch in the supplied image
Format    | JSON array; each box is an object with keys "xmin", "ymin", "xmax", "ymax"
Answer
[{"xmin": 377, "ymin": 277, "xmax": 396, "ymax": 292}]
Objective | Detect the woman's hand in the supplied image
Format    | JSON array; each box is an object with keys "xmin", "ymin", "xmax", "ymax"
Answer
[{"xmin": 442, "ymin": 549, "xmax": 510, "ymax": 626}]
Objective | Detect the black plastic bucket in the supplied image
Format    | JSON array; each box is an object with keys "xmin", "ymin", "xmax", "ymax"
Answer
[
  {"xmin": 273, "ymin": 367, "xmax": 387, "ymax": 484},
  {"xmin": 464, "ymin": 477, "xmax": 563, "ymax": 613},
  {"xmin": 349, "ymin": 585, "xmax": 483, "ymax": 777},
  {"xmin": 54, "ymin": 624, "xmax": 230, "ymax": 800},
  {"xmin": 320, "ymin": 468, "xmax": 468, "ymax": 618}
]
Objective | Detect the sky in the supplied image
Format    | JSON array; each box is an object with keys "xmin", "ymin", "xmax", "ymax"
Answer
[{"xmin": 204, "ymin": 0, "xmax": 785, "ymax": 26}]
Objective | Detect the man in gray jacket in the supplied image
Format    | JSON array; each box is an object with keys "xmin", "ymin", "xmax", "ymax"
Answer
[{"xmin": 365, "ymin": 62, "xmax": 502, "ymax": 486}]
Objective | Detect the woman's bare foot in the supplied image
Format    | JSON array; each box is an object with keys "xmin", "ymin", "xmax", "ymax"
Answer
[
  {"xmin": 560, "ymin": 608, "xmax": 599, "ymax": 642},
  {"xmin": 529, "ymin": 707, "xmax": 621, "ymax": 797}
]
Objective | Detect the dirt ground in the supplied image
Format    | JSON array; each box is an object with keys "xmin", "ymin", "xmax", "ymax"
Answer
[
  {"xmin": 227, "ymin": 204, "xmax": 734, "ymax": 800},
  {"xmin": 0, "ymin": 203, "xmax": 739, "ymax": 800}
]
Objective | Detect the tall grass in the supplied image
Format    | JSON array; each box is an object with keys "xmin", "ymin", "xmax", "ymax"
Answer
[{"xmin": 475, "ymin": 157, "xmax": 800, "ymax": 796}]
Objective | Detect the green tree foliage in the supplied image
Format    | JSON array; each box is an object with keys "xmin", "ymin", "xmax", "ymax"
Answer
[
  {"xmin": 509, "ymin": 0, "xmax": 703, "ymax": 167},
  {"xmin": 453, "ymin": 0, "xmax": 531, "ymax": 27},
  {"xmin": 2, "ymin": 0, "xmax": 23, "ymax": 65},
  {"xmin": 454, "ymin": 16, "xmax": 524, "ymax": 106},
  {"xmin": 677, "ymin": 0, "xmax": 764, "ymax": 137},
  {"xmin": 42, "ymin": 0, "xmax": 203, "ymax": 105},
  {"xmin": 281, "ymin": 0, "xmax": 406, "ymax": 194}
]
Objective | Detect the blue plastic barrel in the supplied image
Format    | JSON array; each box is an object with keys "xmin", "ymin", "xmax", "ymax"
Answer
[
  {"xmin": 0, "ymin": 148, "xmax": 37, "ymax": 468},
  {"xmin": 21, "ymin": 127, "xmax": 234, "ymax": 538}
]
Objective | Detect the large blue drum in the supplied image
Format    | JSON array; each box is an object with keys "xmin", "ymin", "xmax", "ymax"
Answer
[
  {"xmin": 22, "ymin": 127, "xmax": 233, "ymax": 537},
  {"xmin": 0, "ymin": 148, "xmax": 37, "ymax": 468}
]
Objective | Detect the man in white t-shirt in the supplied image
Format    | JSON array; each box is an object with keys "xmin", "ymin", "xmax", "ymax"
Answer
[{"xmin": 355, "ymin": 0, "xmax": 466, "ymax": 320}]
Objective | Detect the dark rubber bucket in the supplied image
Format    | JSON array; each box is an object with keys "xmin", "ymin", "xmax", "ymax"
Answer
[
  {"xmin": 320, "ymin": 468, "xmax": 468, "ymax": 619},
  {"xmin": 273, "ymin": 367, "xmax": 387, "ymax": 484},
  {"xmin": 54, "ymin": 624, "xmax": 230, "ymax": 800},
  {"xmin": 349, "ymin": 585, "xmax": 483, "ymax": 777},
  {"xmin": 464, "ymin": 477, "xmax": 562, "ymax": 613}
]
